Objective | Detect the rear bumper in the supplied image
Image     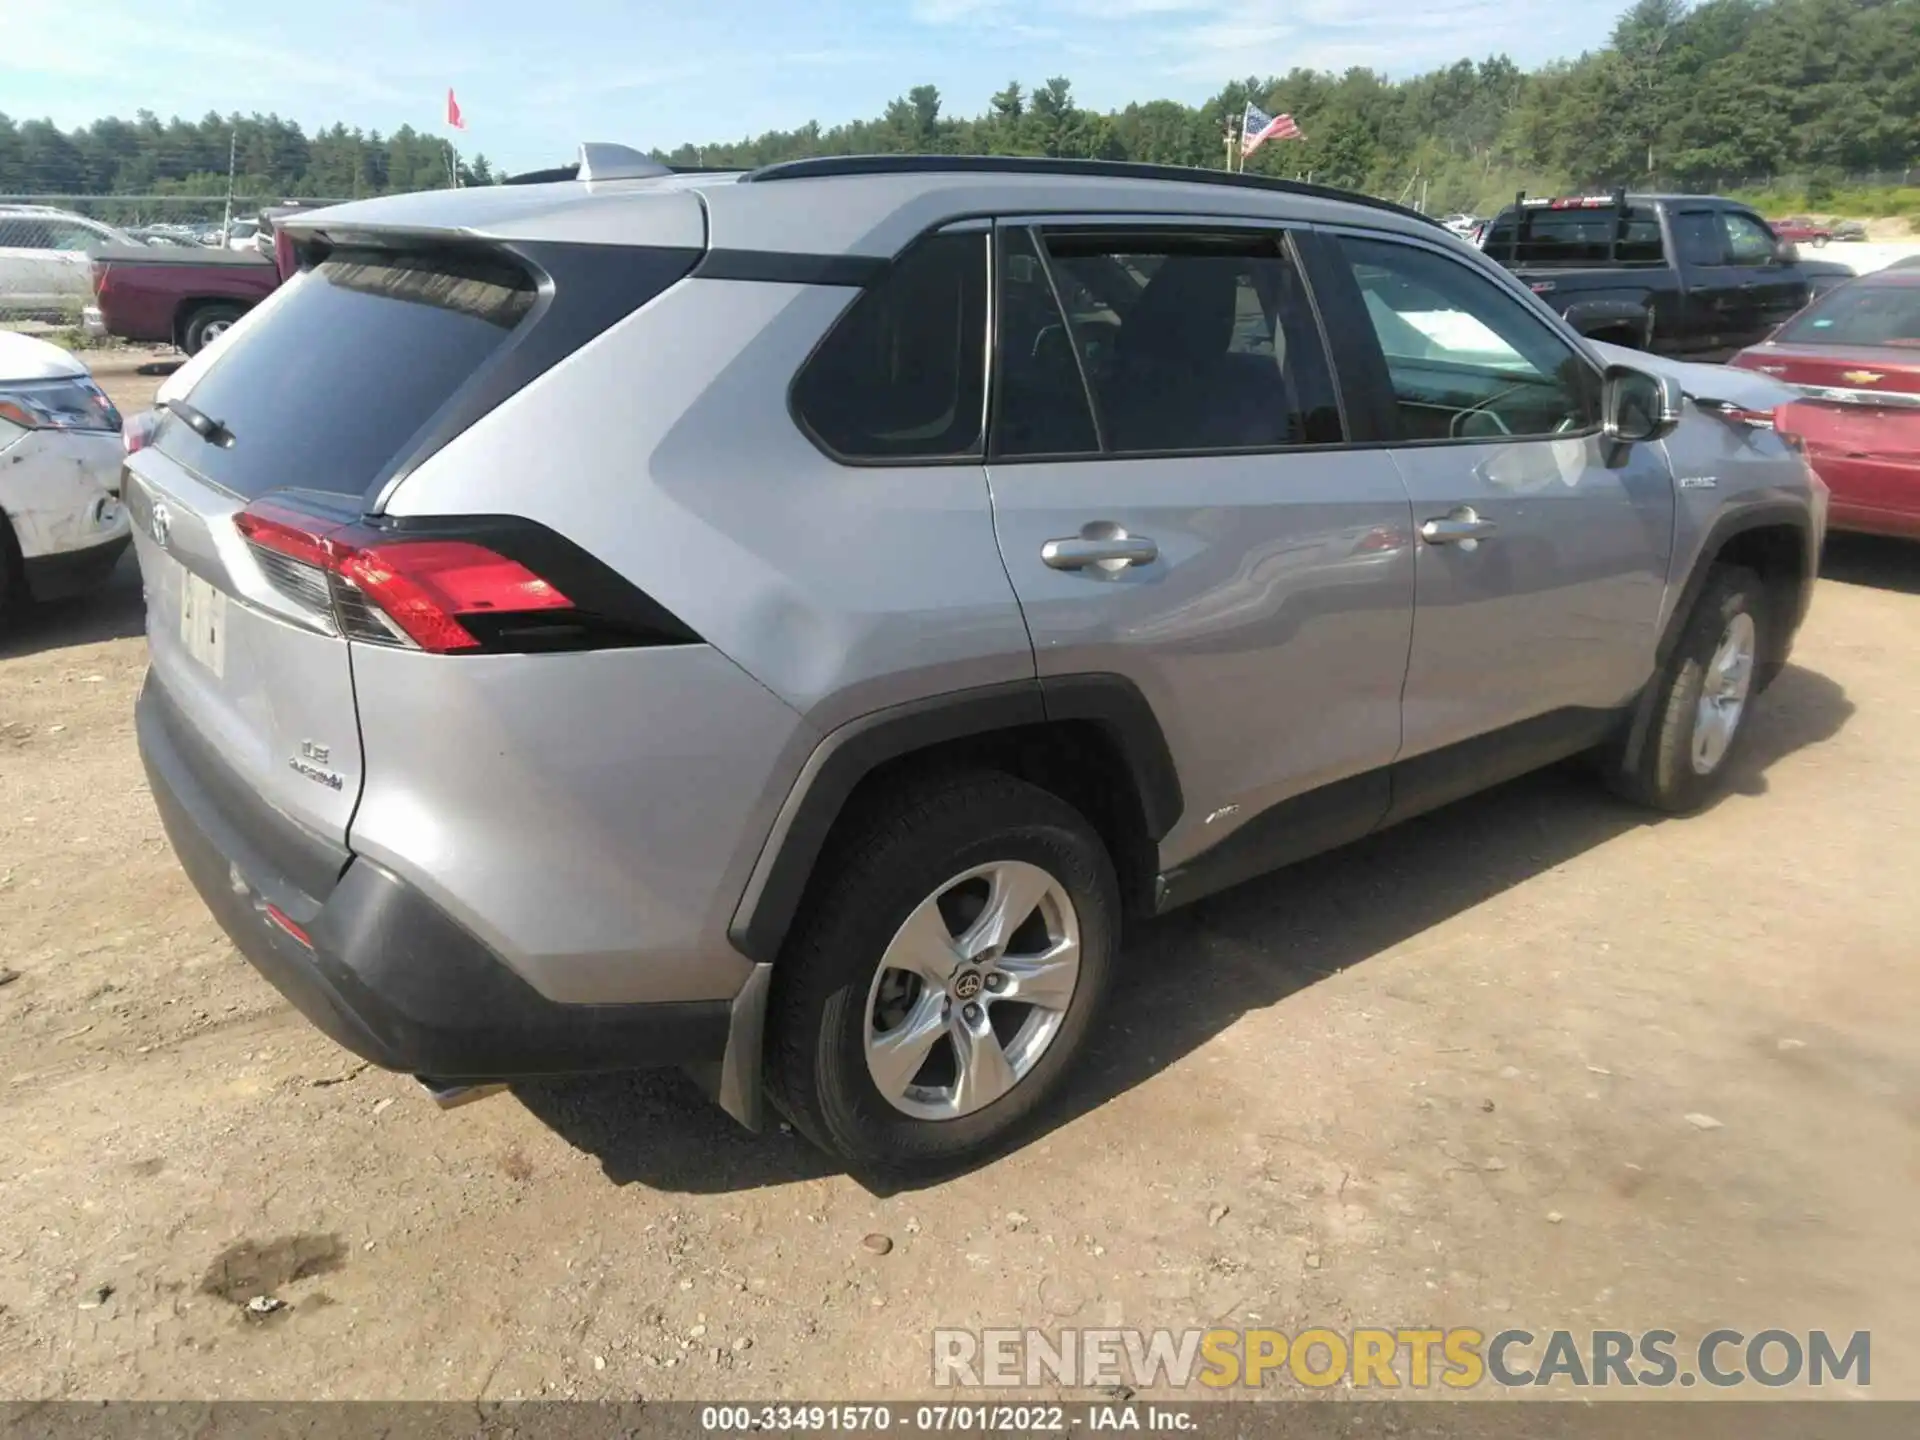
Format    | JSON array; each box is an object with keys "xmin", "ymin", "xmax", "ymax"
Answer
[{"xmin": 136, "ymin": 671, "xmax": 733, "ymax": 1081}]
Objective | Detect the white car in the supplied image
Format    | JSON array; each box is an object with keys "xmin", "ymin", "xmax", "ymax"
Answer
[
  {"xmin": 0, "ymin": 206, "xmax": 135, "ymax": 320},
  {"xmin": 0, "ymin": 332, "xmax": 131, "ymax": 618}
]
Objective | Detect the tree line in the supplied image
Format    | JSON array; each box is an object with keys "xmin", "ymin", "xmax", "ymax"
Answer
[
  {"xmin": 0, "ymin": 112, "xmax": 496, "ymax": 220},
  {"xmin": 2, "ymin": 0, "xmax": 1914, "ymax": 220},
  {"xmin": 652, "ymin": 0, "xmax": 1917, "ymax": 212}
]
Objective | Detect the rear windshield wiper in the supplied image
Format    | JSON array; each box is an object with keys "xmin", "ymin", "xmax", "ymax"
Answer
[{"xmin": 162, "ymin": 397, "xmax": 235, "ymax": 448}]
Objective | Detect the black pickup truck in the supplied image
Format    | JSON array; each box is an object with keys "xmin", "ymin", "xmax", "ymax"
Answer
[{"xmin": 1480, "ymin": 192, "xmax": 1822, "ymax": 359}]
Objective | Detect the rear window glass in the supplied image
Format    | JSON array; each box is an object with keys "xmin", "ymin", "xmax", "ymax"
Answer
[
  {"xmin": 155, "ymin": 247, "xmax": 536, "ymax": 498},
  {"xmin": 1484, "ymin": 206, "xmax": 1664, "ymax": 266},
  {"xmin": 1776, "ymin": 283, "xmax": 1920, "ymax": 347}
]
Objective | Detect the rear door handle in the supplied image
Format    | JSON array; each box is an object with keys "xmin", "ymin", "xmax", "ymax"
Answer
[
  {"xmin": 1420, "ymin": 507, "xmax": 1498, "ymax": 547},
  {"xmin": 1042, "ymin": 529, "xmax": 1158, "ymax": 571}
]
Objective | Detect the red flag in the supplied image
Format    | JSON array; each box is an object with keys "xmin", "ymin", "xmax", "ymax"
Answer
[{"xmin": 446, "ymin": 88, "xmax": 466, "ymax": 131}]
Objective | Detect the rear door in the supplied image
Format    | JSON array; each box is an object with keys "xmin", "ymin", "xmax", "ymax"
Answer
[
  {"xmin": 984, "ymin": 219, "xmax": 1417, "ymax": 883},
  {"xmin": 125, "ymin": 245, "xmax": 548, "ymax": 847},
  {"xmin": 1319, "ymin": 228, "xmax": 1672, "ymax": 794}
]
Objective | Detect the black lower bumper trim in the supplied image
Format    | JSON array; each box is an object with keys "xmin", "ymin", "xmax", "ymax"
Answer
[
  {"xmin": 137, "ymin": 672, "xmax": 732, "ymax": 1080},
  {"xmin": 22, "ymin": 533, "xmax": 130, "ymax": 601}
]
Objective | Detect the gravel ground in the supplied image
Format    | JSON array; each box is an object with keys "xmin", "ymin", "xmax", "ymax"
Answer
[{"xmin": 0, "ymin": 356, "xmax": 1914, "ymax": 1401}]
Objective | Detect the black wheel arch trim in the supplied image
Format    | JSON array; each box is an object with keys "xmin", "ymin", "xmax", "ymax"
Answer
[
  {"xmin": 1621, "ymin": 500, "xmax": 1814, "ymax": 773},
  {"xmin": 1561, "ymin": 296, "xmax": 1653, "ymax": 342},
  {"xmin": 727, "ymin": 675, "xmax": 1183, "ymax": 964}
]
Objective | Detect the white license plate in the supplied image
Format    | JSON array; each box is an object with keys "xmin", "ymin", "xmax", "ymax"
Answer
[{"xmin": 179, "ymin": 570, "xmax": 227, "ymax": 677}]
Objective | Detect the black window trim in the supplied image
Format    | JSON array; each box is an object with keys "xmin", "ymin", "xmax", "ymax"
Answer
[
  {"xmin": 982, "ymin": 214, "xmax": 1356, "ymax": 467},
  {"xmin": 1313, "ymin": 221, "xmax": 1609, "ymax": 451},
  {"xmin": 783, "ymin": 226, "xmax": 995, "ymax": 470},
  {"xmin": 986, "ymin": 223, "xmax": 1109, "ymax": 460}
]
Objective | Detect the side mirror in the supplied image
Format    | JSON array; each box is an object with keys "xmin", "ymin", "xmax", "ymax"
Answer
[
  {"xmin": 1774, "ymin": 239, "xmax": 1798, "ymax": 265},
  {"xmin": 1603, "ymin": 364, "xmax": 1684, "ymax": 444}
]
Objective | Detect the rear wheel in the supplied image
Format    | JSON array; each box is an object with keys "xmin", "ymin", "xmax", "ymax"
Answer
[
  {"xmin": 766, "ymin": 772, "xmax": 1119, "ymax": 1175},
  {"xmin": 1609, "ymin": 565, "xmax": 1764, "ymax": 813},
  {"xmin": 180, "ymin": 302, "xmax": 244, "ymax": 356},
  {"xmin": 0, "ymin": 512, "xmax": 21, "ymax": 626}
]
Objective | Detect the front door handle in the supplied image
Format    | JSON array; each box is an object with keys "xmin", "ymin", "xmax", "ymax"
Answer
[
  {"xmin": 1042, "ymin": 525, "xmax": 1158, "ymax": 571},
  {"xmin": 1420, "ymin": 507, "xmax": 1498, "ymax": 548}
]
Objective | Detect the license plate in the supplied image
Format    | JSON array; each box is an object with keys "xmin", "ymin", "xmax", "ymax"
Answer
[{"xmin": 180, "ymin": 570, "xmax": 227, "ymax": 677}]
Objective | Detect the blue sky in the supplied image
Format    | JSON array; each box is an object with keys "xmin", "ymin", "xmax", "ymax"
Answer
[{"xmin": 5, "ymin": 0, "xmax": 1614, "ymax": 175}]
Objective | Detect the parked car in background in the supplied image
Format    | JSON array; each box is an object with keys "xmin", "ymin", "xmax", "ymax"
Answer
[
  {"xmin": 0, "ymin": 330, "xmax": 130, "ymax": 621},
  {"xmin": 84, "ymin": 241, "xmax": 288, "ymax": 355},
  {"xmin": 1731, "ymin": 269, "xmax": 1920, "ymax": 538},
  {"xmin": 1480, "ymin": 192, "xmax": 1814, "ymax": 358},
  {"xmin": 126, "ymin": 149, "xmax": 1824, "ymax": 1173},
  {"xmin": 1832, "ymin": 220, "xmax": 1869, "ymax": 242},
  {"xmin": 1771, "ymin": 216, "xmax": 1833, "ymax": 247},
  {"xmin": 0, "ymin": 205, "xmax": 137, "ymax": 319},
  {"xmin": 1438, "ymin": 212, "xmax": 1482, "ymax": 239}
]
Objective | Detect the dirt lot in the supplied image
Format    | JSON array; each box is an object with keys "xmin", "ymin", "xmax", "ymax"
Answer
[{"xmin": 1, "ymin": 356, "xmax": 1915, "ymax": 1401}]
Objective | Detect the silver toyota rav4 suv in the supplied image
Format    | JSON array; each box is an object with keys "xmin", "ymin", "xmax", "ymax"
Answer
[{"xmin": 128, "ymin": 150, "xmax": 1824, "ymax": 1175}]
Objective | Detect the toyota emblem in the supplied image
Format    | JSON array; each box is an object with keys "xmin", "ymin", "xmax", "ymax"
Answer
[
  {"xmin": 148, "ymin": 500, "xmax": 172, "ymax": 548},
  {"xmin": 951, "ymin": 969, "xmax": 984, "ymax": 1001}
]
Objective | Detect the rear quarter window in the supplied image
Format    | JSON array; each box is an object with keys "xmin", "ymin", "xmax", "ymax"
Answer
[{"xmin": 790, "ymin": 232, "xmax": 988, "ymax": 461}]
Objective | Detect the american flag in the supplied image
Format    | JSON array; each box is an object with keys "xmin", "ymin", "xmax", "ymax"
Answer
[{"xmin": 1241, "ymin": 102, "xmax": 1302, "ymax": 157}]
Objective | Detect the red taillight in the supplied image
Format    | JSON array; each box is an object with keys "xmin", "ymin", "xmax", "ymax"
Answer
[
  {"xmin": 122, "ymin": 409, "xmax": 159, "ymax": 454},
  {"xmin": 234, "ymin": 499, "xmax": 572, "ymax": 653}
]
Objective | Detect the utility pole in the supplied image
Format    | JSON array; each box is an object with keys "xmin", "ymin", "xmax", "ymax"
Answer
[
  {"xmin": 1223, "ymin": 112, "xmax": 1239, "ymax": 173},
  {"xmin": 221, "ymin": 130, "xmax": 237, "ymax": 241}
]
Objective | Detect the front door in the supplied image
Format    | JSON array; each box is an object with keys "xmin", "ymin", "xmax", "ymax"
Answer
[
  {"xmin": 1320, "ymin": 229, "xmax": 1674, "ymax": 814},
  {"xmin": 1720, "ymin": 207, "xmax": 1810, "ymax": 339},
  {"xmin": 984, "ymin": 220, "xmax": 1417, "ymax": 887}
]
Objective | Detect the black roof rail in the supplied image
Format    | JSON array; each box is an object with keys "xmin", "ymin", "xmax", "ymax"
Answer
[
  {"xmin": 503, "ymin": 161, "xmax": 746, "ymax": 186},
  {"xmin": 742, "ymin": 154, "xmax": 1443, "ymax": 227}
]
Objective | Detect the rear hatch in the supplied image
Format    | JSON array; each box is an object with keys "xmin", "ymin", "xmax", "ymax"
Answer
[
  {"xmin": 1732, "ymin": 279, "xmax": 1920, "ymax": 408},
  {"xmin": 1730, "ymin": 342, "xmax": 1920, "ymax": 408},
  {"xmin": 125, "ymin": 243, "xmax": 560, "ymax": 856}
]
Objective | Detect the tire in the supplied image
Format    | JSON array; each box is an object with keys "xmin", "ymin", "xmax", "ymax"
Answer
[
  {"xmin": 1608, "ymin": 565, "xmax": 1765, "ymax": 814},
  {"xmin": 766, "ymin": 771, "xmax": 1120, "ymax": 1176},
  {"xmin": 180, "ymin": 302, "xmax": 245, "ymax": 356},
  {"xmin": 1812, "ymin": 235, "xmax": 1830, "ymax": 247},
  {"xmin": 0, "ymin": 511, "xmax": 21, "ymax": 627}
]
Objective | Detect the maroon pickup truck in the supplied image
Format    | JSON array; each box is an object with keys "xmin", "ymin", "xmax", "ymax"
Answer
[{"xmin": 83, "ymin": 233, "xmax": 292, "ymax": 355}]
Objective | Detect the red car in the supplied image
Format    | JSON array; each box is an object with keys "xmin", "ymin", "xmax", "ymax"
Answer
[
  {"xmin": 1730, "ymin": 270, "xmax": 1920, "ymax": 538},
  {"xmin": 1770, "ymin": 216, "xmax": 1833, "ymax": 247},
  {"xmin": 83, "ymin": 229, "xmax": 294, "ymax": 355}
]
